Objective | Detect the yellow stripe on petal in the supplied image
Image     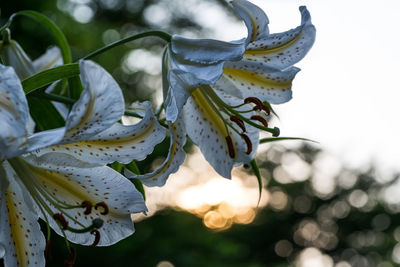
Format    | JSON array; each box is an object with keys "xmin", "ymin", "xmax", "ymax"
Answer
[
  {"xmin": 241, "ymin": 9, "xmax": 258, "ymax": 42},
  {"xmin": 191, "ymin": 88, "xmax": 228, "ymax": 138},
  {"xmin": 244, "ymin": 31, "xmax": 302, "ymax": 55},
  {"xmin": 223, "ymin": 68, "xmax": 292, "ymax": 88},
  {"xmin": 47, "ymin": 118, "xmax": 164, "ymax": 165},
  {"xmin": 28, "ymin": 165, "xmax": 89, "ymax": 203},
  {"xmin": 66, "ymin": 91, "xmax": 95, "ymax": 136},
  {"xmin": 6, "ymin": 190, "xmax": 29, "ymax": 266},
  {"xmin": 0, "ymin": 94, "xmax": 18, "ymax": 114}
]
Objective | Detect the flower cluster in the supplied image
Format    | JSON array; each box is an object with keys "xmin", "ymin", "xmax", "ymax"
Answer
[
  {"xmin": 128, "ymin": 1, "xmax": 315, "ymax": 186},
  {"xmin": 0, "ymin": 0, "xmax": 315, "ymax": 266}
]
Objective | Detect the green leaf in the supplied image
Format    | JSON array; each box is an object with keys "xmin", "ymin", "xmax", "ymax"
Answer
[
  {"xmin": 22, "ymin": 63, "xmax": 79, "ymax": 94},
  {"xmin": 259, "ymin": 137, "xmax": 318, "ymax": 144},
  {"xmin": 109, "ymin": 162, "xmax": 123, "ymax": 173},
  {"xmin": 9, "ymin": 11, "xmax": 83, "ymax": 98},
  {"xmin": 250, "ymin": 159, "xmax": 262, "ymax": 206},
  {"xmin": 131, "ymin": 179, "xmax": 146, "ymax": 201},
  {"xmin": 125, "ymin": 161, "xmax": 146, "ymax": 201},
  {"xmin": 27, "ymin": 97, "xmax": 65, "ymax": 131},
  {"xmin": 263, "ymin": 101, "xmax": 279, "ymax": 119},
  {"xmin": 13, "ymin": 10, "xmax": 72, "ymax": 64}
]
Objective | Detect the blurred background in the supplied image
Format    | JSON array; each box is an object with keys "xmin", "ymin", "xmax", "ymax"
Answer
[{"xmin": 1, "ymin": 0, "xmax": 400, "ymax": 266}]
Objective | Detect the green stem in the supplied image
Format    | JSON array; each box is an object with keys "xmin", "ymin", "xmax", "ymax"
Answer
[
  {"xmin": 35, "ymin": 92, "xmax": 75, "ymax": 105},
  {"xmin": 2, "ymin": 28, "xmax": 11, "ymax": 44},
  {"xmin": 0, "ymin": 14, "xmax": 15, "ymax": 33},
  {"xmin": 259, "ymin": 137, "xmax": 318, "ymax": 144},
  {"xmin": 124, "ymin": 110, "xmax": 143, "ymax": 119},
  {"xmin": 82, "ymin": 30, "xmax": 172, "ymax": 60},
  {"xmin": 202, "ymin": 85, "xmax": 279, "ymax": 136}
]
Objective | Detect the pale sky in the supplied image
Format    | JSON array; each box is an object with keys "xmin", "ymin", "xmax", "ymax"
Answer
[{"xmin": 234, "ymin": 0, "xmax": 400, "ymax": 175}]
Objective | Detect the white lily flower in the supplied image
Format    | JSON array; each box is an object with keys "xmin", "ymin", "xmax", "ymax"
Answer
[
  {"xmin": 130, "ymin": 0, "xmax": 315, "ymax": 185},
  {"xmin": 0, "ymin": 60, "xmax": 165, "ymax": 266}
]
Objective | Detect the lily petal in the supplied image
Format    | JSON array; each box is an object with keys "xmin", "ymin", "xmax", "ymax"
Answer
[
  {"xmin": 231, "ymin": 0, "xmax": 270, "ymax": 43},
  {"xmin": 0, "ymin": 40, "xmax": 36, "ymax": 79},
  {"xmin": 126, "ymin": 119, "xmax": 186, "ymax": 187},
  {"xmin": 241, "ymin": 6, "xmax": 316, "ymax": 70},
  {"xmin": 63, "ymin": 60, "xmax": 124, "ymax": 143},
  {"xmin": 0, "ymin": 162, "xmax": 46, "ymax": 267},
  {"xmin": 217, "ymin": 65, "xmax": 300, "ymax": 104},
  {"xmin": 164, "ymin": 70, "xmax": 191, "ymax": 122},
  {"xmin": 0, "ymin": 65, "xmax": 30, "ymax": 159},
  {"xmin": 27, "ymin": 128, "xmax": 66, "ymax": 153},
  {"xmin": 171, "ymin": 35, "xmax": 245, "ymax": 64},
  {"xmin": 182, "ymin": 88, "xmax": 258, "ymax": 178},
  {"xmin": 24, "ymin": 153, "xmax": 147, "ymax": 246},
  {"xmin": 169, "ymin": 50, "xmax": 227, "ymax": 88},
  {"xmin": 37, "ymin": 101, "xmax": 165, "ymax": 165},
  {"xmin": 33, "ymin": 46, "xmax": 63, "ymax": 72}
]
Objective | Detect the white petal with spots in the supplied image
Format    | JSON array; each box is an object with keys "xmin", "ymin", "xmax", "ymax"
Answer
[
  {"xmin": 241, "ymin": 6, "xmax": 316, "ymax": 70},
  {"xmin": 0, "ymin": 162, "xmax": 46, "ymax": 267},
  {"xmin": 217, "ymin": 65, "xmax": 300, "ymax": 104},
  {"xmin": 63, "ymin": 60, "xmax": 124, "ymax": 143},
  {"xmin": 24, "ymin": 153, "xmax": 147, "ymax": 246},
  {"xmin": 27, "ymin": 128, "xmax": 66, "ymax": 153},
  {"xmin": 231, "ymin": 0, "xmax": 270, "ymax": 43},
  {"xmin": 182, "ymin": 88, "xmax": 258, "ymax": 178},
  {"xmin": 36, "ymin": 102, "xmax": 166, "ymax": 165},
  {"xmin": 127, "ymin": 119, "xmax": 186, "ymax": 187},
  {"xmin": 0, "ymin": 65, "xmax": 30, "ymax": 160},
  {"xmin": 164, "ymin": 70, "xmax": 191, "ymax": 122},
  {"xmin": 171, "ymin": 35, "xmax": 245, "ymax": 64},
  {"xmin": 169, "ymin": 50, "xmax": 226, "ymax": 88}
]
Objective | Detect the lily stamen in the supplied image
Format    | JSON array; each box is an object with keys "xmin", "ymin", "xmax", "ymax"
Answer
[
  {"xmin": 90, "ymin": 230, "xmax": 101, "ymax": 247},
  {"xmin": 251, "ymin": 115, "xmax": 269, "ymax": 127},
  {"xmin": 95, "ymin": 201, "xmax": 109, "ymax": 215},
  {"xmin": 67, "ymin": 218, "xmax": 104, "ymax": 233},
  {"xmin": 244, "ymin": 97, "xmax": 271, "ymax": 115},
  {"xmin": 240, "ymin": 133, "xmax": 253, "ymax": 155},
  {"xmin": 244, "ymin": 97, "xmax": 264, "ymax": 107},
  {"xmin": 225, "ymin": 136, "xmax": 236, "ymax": 159},
  {"xmin": 230, "ymin": 115, "xmax": 246, "ymax": 132},
  {"xmin": 53, "ymin": 213, "xmax": 69, "ymax": 230},
  {"xmin": 253, "ymin": 104, "xmax": 270, "ymax": 115},
  {"xmin": 81, "ymin": 200, "xmax": 93, "ymax": 215}
]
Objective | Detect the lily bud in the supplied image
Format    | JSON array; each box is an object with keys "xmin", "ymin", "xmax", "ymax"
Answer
[{"xmin": 0, "ymin": 29, "xmax": 36, "ymax": 79}]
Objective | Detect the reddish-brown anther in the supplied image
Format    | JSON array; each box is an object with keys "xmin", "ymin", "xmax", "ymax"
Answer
[
  {"xmin": 244, "ymin": 97, "xmax": 264, "ymax": 107},
  {"xmin": 95, "ymin": 201, "xmax": 109, "ymax": 215},
  {"xmin": 53, "ymin": 213, "xmax": 68, "ymax": 230},
  {"xmin": 244, "ymin": 97, "xmax": 270, "ymax": 115},
  {"xmin": 251, "ymin": 115, "xmax": 269, "ymax": 127},
  {"xmin": 230, "ymin": 115, "xmax": 246, "ymax": 132},
  {"xmin": 240, "ymin": 133, "xmax": 252, "ymax": 155},
  {"xmin": 81, "ymin": 200, "xmax": 93, "ymax": 215},
  {"xmin": 225, "ymin": 136, "xmax": 235, "ymax": 159},
  {"xmin": 90, "ymin": 230, "xmax": 101, "ymax": 247}
]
